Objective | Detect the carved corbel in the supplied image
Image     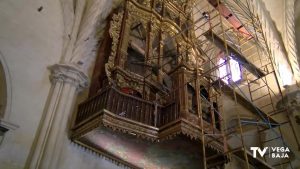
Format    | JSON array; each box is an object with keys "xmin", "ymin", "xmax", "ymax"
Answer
[{"xmin": 49, "ymin": 64, "xmax": 89, "ymax": 92}]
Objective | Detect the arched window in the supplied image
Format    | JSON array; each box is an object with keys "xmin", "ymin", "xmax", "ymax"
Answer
[
  {"xmin": 0, "ymin": 61, "xmax": 7, "ymax": 118},
  {"xmin": 218, "ymin": 54, "xmax": 242, "ymax": 84},
  {"xmin": 0, "ymin": 54, "xmax": 17, "ymax": 142}
]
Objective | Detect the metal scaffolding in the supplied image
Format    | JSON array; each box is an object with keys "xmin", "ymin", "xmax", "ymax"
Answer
[
  {"xmin": 71, "ymin": 0, "xmax": 300, "ymax": 168},
  {"xmin": 156, "ymin": 0, "xmax": 299, "ymax": 168}
]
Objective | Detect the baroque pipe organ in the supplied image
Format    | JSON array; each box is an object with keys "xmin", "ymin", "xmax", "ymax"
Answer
[{"xmin": 71, "ymin": 0, "xmax": 227, "ymax": 168}]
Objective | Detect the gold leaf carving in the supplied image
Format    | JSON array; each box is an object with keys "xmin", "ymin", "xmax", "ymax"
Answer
[{"xmin": 106, "ymin": 11, "xmax": 124, "ymax": 83}]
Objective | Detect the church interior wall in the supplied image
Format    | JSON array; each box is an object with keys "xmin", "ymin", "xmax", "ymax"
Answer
[
  {"xmin": 0, "ymin": 0, "xmax": 299, "ymax": 168},
  {"xmin": 0, "ymin": 0, "xmax": 64, "ymax": 168}
]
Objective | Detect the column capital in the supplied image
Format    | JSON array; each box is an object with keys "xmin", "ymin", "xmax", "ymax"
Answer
[{"xmin": 48, "ymin": 64, "xmax": 89, "ymax": 91}]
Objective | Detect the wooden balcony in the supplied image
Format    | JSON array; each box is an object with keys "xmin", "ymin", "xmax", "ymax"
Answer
[
  {"xmin": 73, "ymin": 86, "xmax": 179, "ymax": 128},
  {"xmin": 71, "ymin": 86, "xmax": 227, "ymax": 168}
]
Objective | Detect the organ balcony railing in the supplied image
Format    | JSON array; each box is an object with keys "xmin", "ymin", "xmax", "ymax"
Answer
[{"xmin": 74, "ymin": 86, "xmax": 180, "ymax": 128}]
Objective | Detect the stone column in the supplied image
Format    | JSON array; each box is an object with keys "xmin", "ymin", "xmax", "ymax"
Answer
[{"xmin": 25, "ymin": 64, "xmax": 88, "ymax": 169}]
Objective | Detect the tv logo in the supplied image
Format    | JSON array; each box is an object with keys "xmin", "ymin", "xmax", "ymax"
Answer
[
  {"xmin": 250, "ymin": 147, "xmax": 268, "ymax": 158},
  {"xmin": 250, "ymin": 147, "xmax": 290, "ymax": 159}
]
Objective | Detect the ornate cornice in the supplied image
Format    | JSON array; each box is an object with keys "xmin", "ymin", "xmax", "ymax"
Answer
[
  {"xmin": 72, "ymin": 108, "xmax": 225, "ymax": 153},
  {"xmin": 49, "ymin": 64, "xmax": 89, "ymax": 91},
  {"xmin": 71, "ymin": 110, "xmax": 227, "ymax": 169}
]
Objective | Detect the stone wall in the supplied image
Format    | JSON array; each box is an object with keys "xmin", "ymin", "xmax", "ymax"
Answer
[
  {"xmin": 0, "ymin": 0, "xmax": 121, "ymax": 169},
  {"xmin": 0, "ymin": 0, "xmax": 63, "ymax": 168}
]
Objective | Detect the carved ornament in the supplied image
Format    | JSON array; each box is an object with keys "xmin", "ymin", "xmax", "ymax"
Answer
[
  {"xmin": 49, "ymin": 64, "xmax": 89, "ymax": 91},
  {"xmin": 107, "ymin": 10, "xmax": 124, "ymax": 73}
]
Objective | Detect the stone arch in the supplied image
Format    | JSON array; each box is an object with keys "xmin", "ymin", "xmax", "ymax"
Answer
[
  {"xmin": 295, "ymin": 0, "xmax": 300, "ymax": 59},
  {"xmin": 0, "ymin": 50, "xmax": 11, "ymax": 120}
]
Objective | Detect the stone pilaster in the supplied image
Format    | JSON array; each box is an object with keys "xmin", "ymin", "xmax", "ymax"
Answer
[
  {"xmin": 25, "ymin": 64, "xmax": 88, "ymax": 169},
  {"xmin": 284, "ymin": 0, "xmax": 300, "ymax": 82},
  {"xmin": 24, "ymin": 0, "xmax": 119, "ymax": 168}
]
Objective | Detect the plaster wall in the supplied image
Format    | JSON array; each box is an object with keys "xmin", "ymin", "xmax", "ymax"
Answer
[
  {"xmin": 261, "ymin": 0, "xmax": 285, "ymax": 39},
  {"xmin": 0, "ymin": 0, "xmax": 298, "ymax": 169},
  {"xmin": 0, "ymin": 1, "xmax": 121, "ymax": 169},
  {"xmin": 0, "ymin": 0, "xmax": 63, "ymax": 168},
  {"xmin": 295, "ymin": 0, "xmax": 300, "ymax": 56},
  {"xmin": 58, "ymin": 141, "xmax": 123, "ymax": 169}
]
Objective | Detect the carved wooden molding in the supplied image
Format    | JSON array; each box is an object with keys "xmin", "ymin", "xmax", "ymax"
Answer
[
  {"xmin": 71, "ymin": 108, "xmax": 227, "ymax": 169},
  {"xmin": 72, "ymin": 109, "xmax": 225, "ymax": 153},
  {"xmin": 108, "ymin": 11, "xmax": 124, "ymax": 71}
]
